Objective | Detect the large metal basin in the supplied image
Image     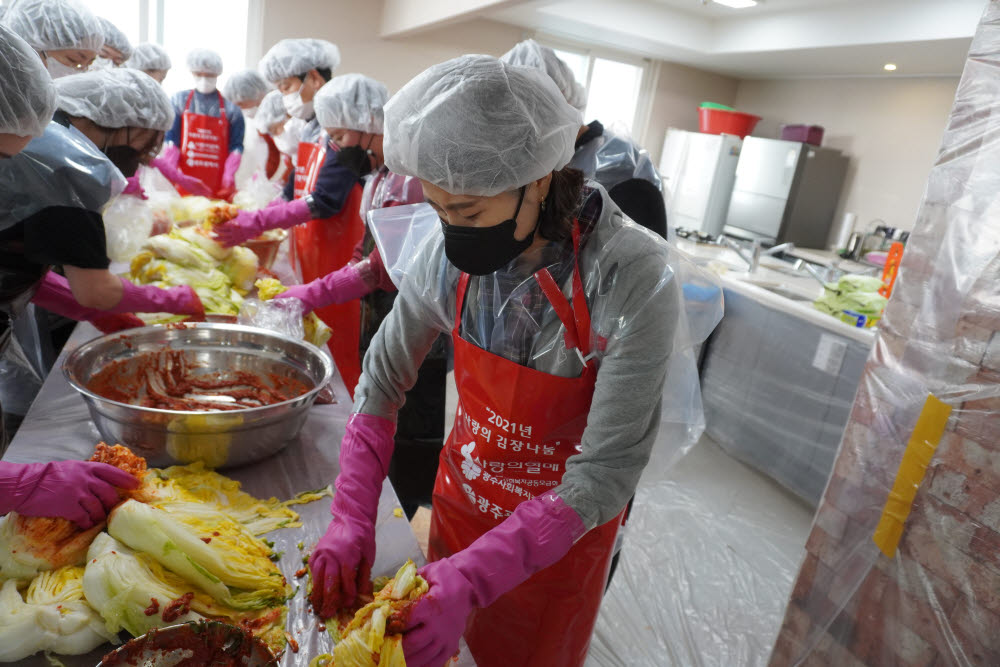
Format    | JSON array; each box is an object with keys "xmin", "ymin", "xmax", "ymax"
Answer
[{"xmin": 63, "ymin": 323, "xmax": 332, "ymax": 469}]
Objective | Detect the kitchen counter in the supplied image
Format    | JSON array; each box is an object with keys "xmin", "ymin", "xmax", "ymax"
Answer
[{"xmin": 3, "ymin": 322, "xmax": 425, "ymax": 666}]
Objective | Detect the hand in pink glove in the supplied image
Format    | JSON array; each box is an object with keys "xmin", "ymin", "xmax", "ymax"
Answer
[
  {"xmin": 122, "ymin": 175, "xmax": 148, "ymax": 200},
  {"xmin": 151, "ymin": 145, "xmax": 212, "ymax": 197},
  {"xmin": 402, "ymin": 493, "xmax": 585, "ymax": 667},
  {"xmin": 221, "ymin": 151, "xmax": 241, "ymax": 191},
  {"xmin": 0, "ymin": 460, "xmax": 140, "ymax": 529},
  {"xmin": 274, "ymin": 265, "xmax": 371, "ymax": 312},
  {"xmin": 32, "ymin": 273, "xmax": 156, "ymax": 331},
  {"xmin": 112, "ymin": 278, "xmax": 204, "ymax": 317},
  {"xmin": 309, "ymin": 413, "xmax": 395, "ymax": 619},
  {"xmin": 213, "ymin": 198, "xmax": 311, "ymax": 248}
]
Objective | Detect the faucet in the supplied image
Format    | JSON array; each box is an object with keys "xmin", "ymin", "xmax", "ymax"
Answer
[
  {"xmin": 762, "ymin": 242, "xmax": 796, "ymax": 257},
  {"xmin": 720, "ymin": 236, "xmax": 761, "ymax": 272}
]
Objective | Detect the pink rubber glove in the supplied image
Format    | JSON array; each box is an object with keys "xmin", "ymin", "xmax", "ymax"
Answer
[
  {"xmin": 309, "ymin": 413, "xmax": 395, "ymax": 619},
  {"xmin": 31, "ymin": 273, "xmax": 147, "ymax": 332},
  {"xmin": 221, "ymin": 151, "xmax": 241, "ymax": 191},
  {"xmin": 402, "ymin": 493, "xmax": 586, "ymax": 667},
  {"xmin": 122, "ymin": 175, "xmax": 148, "ymax": 200},
  {"xmin": 112, "ymin": 278, "xmax": 205, "ymax": 317},
  {"xmin": 213, "ymin": 198, "xmax": 311, "ymax": 248},
  {"xmin": 151, "ymin": 145, "xmax": 212, "ymax": 197},
  {"xmin": 273, "ymin": 265, "xmax": 371, "ymax": 312},
  {"xmin": 0, "ymin": 460, "xmax": 140, "ymax": 529}
]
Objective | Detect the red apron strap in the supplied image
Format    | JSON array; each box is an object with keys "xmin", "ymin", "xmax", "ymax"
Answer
[
  {"xmin": 569, "ymin": 221, "xmax": 592, "ymax": 356},
  {"xmin": 183, "ymin": 89, "xmax": 195, "ymax": 112},
  {"xmin": 533, "ymin": 268, "xmax": 582, "ymax": 352},
  {"xmin": 454, "ymin": 272, "xmax": 471, "ymax": 335}
]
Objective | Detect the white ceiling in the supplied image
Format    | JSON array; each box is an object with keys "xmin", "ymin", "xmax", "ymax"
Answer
[{"xmin": 382, "ymin": 0, "xmax": 985, "ymax": 79}]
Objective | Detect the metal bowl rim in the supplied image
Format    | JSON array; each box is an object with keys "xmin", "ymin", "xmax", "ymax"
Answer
[{"xmin": 62, "ymin": 322, "xmax": 333, "ymax": 417}]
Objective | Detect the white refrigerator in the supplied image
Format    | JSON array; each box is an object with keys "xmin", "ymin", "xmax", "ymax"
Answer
[{"xmin": 659, "ymin": 129, "xmax": 742, "ymax": 237}]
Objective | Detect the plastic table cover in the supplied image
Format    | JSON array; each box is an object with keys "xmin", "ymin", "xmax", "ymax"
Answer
[{"xmin": 0, "ymin": 321, "xmax": 425, "ymax": 667}]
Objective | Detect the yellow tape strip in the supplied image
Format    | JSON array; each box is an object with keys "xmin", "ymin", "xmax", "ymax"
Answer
[{"xmin": 872, "ymin": 394, "xmax": 952, "ymax": 558}]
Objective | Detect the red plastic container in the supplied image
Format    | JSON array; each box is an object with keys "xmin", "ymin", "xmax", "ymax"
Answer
[
  {"xmin": 781, "ymin": 124, "xmax": 824, "ymax": 146},
  {"xmin": 698, "ymin": 107, "xmax": 761, "ymax": 138}
]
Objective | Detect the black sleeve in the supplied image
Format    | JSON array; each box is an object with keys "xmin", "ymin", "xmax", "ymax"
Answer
[
  {"xmin": 308, "ymin": 149, "xmax": 360, "ymax": 219},
  {"xmin": 21, "ymin": 206, "xmax": 110, "ymax": 269},
  {"xmin": 283, "ymin": 164, "xmax": 295, "ymax": 201}
]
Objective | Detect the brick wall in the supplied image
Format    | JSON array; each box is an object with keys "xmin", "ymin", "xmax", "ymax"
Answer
[{"xmin": 769, "ymin": 3, "xmax": 1000, "ymax": 665}]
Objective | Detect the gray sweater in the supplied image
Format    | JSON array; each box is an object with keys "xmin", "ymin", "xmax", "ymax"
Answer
[{"xmin": 354, "ymin": 185, "xmax": 679, "ymax": 530}]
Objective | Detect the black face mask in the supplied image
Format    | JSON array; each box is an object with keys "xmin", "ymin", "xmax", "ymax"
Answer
[
  {"xmin": 442, "ymin": 186, "xmax": 535, "ymax": 276},
  {"xmin": 334, "ymin": 134, "xmax": 374, "ymax": 177},
  {"xmin": 104, "ymin": 145, "xmax": 142, "ymax": 177}
]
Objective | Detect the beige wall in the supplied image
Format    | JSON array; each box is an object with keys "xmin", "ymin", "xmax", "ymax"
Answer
[
  {"xmin": 734, "ymin": 76, "xmax": 959, "ymax": 233},
  {"xmin": 259, "ymin": 0, "xmax": 524, "ymax": 93},
  {"xmin": 644, "ymin": 62, "xmax": 740, "ymax": 166}
]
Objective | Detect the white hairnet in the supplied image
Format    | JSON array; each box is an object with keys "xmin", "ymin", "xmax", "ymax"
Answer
[
  {"xmin": 56, "ymin": 68, "xmax": 174, "ymax": 131},
  {"xmin": 383, "ymin": 54, "xmax": 582, "ymax": 197},
  {"xmin": 222, "ymin": 69, "xmax": 269, "ymax": 105},
  {"xmin": 97, "ymin": 16, "xmax": 131, "ymax": 60},
  {"xmin": 314, "ymin": 73, "xmax": 387, "ymax": 134},
  {"xmin": 254, "ymin": 89, "xmax": 287, "ymax": 134},
  {"xmin": 2, "ymin": 0, "xmax": 104, "ymax": 54},
  {"xmin": 501, "ymin": 39, "xmax": 587, "ymax": 113},
  {"xmin": 127, "ymin": 42, "xmax": 170, "ymax": 72},
  {"xmin": 186, "ymin": 47, "xmax": 222, "ymax": 75},
  {"xmin": 258, "ymin": 38, "xmax": 340, "ymax": 83},
  {"xmin": 0, "ymin": 23, "xmax": 56, "ymax": 137}
]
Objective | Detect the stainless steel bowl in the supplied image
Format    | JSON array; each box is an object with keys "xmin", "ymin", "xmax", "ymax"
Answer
[{"xmin": 64, "ymin": 323, "xmax": 332, "ymax": 469}]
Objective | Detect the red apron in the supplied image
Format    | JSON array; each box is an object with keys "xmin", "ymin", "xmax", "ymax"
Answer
[
  {"xmin": 428, "ymin": 222, "xmax": 624, "ymax": 667},
  {"xmin": 178, "ymin": 90, "xmax": 228, "ymax": 196},
  {"xmin": 289, "ymin": 140, "xmax": 364, "ymax": 397}
]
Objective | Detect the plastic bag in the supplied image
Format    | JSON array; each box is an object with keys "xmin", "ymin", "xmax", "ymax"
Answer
[
  {"xmin": 367, "ymin": 202, "xmax": 438, "ymax": 289},
  {"xmin": 232, "ymin": 173, "xmax": 282, "ymax": 211},
  {"xmin": 102, "ymin": 194, "xmax": 154, "ymax": 263},
  {"xmin": 238, "ymin": 297, "xmax": 305, "ymax": 341}
]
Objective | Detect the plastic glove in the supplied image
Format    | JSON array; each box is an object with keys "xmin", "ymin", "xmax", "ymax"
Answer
[
  {"xmin": 111, "ymin": 278, "xmax": 204, "ymax": 317},
  {"xmin": 309, "ymin": 413, "xmax": 395, "ymax": 618},
  {"xmin": 212, "ymin": 198, "xmax": 311, "ymax": 248},
  {"xmin": 122, "ymin": 175, "xmax": 147, "ymax": 200},
  {"xmin": 151, "ymin": 145, "xmax": 212, "ymax": 197},
  {"xmin": 31, "ymin": 273, "xmax": 147, "ymax": 332},
  {"xmin": 402, "ymin": 493, "xmax": 585, "ymax": 667},
  {"xmin": 221, "ymin": 151, "xmax": 241, "ymax": 191},
  {"xmin": 0, "ymin": 460, "xmax": 140, "ymax": 529},
  {"xmin": 273, "ymin": 265, "xmax": 371, "ymax": 312}
]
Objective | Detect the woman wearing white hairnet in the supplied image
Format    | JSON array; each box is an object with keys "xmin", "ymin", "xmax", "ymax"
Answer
[
  {"xmin": 214, "ymin": 38, "xmax": 369, "ymax": 395},
  {"xmin": 1, "ymin": 0, "xmax": 103, "ymax": 77},
  {"xmin": 308, "ymin": 55, "xmax": 682, "ymax": 667},
  {"xmin": 0, "ymin": 25, "xmax": 166, "ymax": 509},
  {"xmin": 158, "ymin": 48, "xmax": 245, "ymax": 200},
  {"xmin": 250, "ymin": 90, "xmax": 295, "ymax": 184},
  {"xmin": 502, "ymin": 39, "xmax": 667, "ymax": 239},
  {"xmin": 95, "ymin": 16, "xmax": 131, "ymax": 68},
  {"xmin": 269, "ymin": 74, "xmax": 446, "ymax": 517},
  {"xmin": 126, "ymin": 42, "xmax": 170, "ymax": 83},
  {"xmin": 0, "ymin": 55, "xmax": 203, "ymax": 350},
  {"xmin": 222, "ymin": 69, "xmax": 275, "ymax": 190}
]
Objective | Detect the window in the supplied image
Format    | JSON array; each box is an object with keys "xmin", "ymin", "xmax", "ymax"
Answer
[
  {"xmin": 550, "ymin": 45, "xmax": 647, "ymax": 138},
  {"xmin": 79, "ymin": 0, "xmax": 253, "ymax": 94}
]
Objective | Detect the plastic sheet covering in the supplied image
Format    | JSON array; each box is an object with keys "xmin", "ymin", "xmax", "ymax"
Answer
[
  {"xmin": 102, "ymin": 194, "xmax": 153, "ymax": 263},
  {"xmin": 0, "ymin": 122, "xmax": 126, "ymax": 233},
  {"xmin": 700, "ymin": 287, "xmax": 873, "ymax": 506},
  {"xmin": 588, "ymin": 437, "xmax": 812, "ymax": 667},
  {"xmin": 568, "ymin": 129, "xmax": 663, "ymax": 195},
  {"xmin": 770, "ymin": 4, "xmax": 1000, "ymax": 664},
  {"xmin": 1, "ymin": 323, "xmax": 425, "ymax": 666}
]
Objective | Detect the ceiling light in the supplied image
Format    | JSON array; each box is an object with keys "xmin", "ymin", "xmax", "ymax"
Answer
[
  {"xmin": 883, "ymin": 63, "xmax": 898, "ymax": 71},
  {"xmin": 711, "ymin": 0, "xmax": 759, "ymax": 8}
]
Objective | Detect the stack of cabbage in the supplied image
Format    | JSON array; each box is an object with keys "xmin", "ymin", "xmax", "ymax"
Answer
[
  {"xmin": 130, "ymin": 226, "xmax": 259, "ymax": 320},
  {"xmin": 0, "ymin": 447, "xmax": 325, "ymax": 662},
  {"xmin": 813, "ymin": 274, "xmax": 889, "ymax": 328}
]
